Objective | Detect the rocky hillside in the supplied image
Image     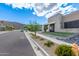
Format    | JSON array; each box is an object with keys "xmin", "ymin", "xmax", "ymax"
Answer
[{"xmin": 0, "ymin": 21, "xmax": 24, "ymax": 29}]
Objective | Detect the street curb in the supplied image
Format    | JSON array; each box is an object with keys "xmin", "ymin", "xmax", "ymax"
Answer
[
  {"xmin": 31, "ymin": 36, "xmax": 49, "ymax": 56},
  {"xmin": 24, "ymin": 31, "xmax": 37, "ymax": 56},
  {"xmin": 24, "ymin": 31, "xmax": 49, "ymax": 56}
]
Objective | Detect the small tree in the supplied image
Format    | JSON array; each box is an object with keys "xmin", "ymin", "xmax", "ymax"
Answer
[
  {"xmin": 32, "ymin": 22, "xmax": 40, "ymax": 36},
  {"xmin": 26, "ymin": 21, "xmax": 40, "ymax": 36},
  {"xmin": 44, "ymin": 25, "xmax": 48, "ymax": 32},
  {"xmin": 25, "ymin": 25, "xmax": 32, "ymax": 31},
  {"xmin": 5, "ymin": 25, "xmax": 13, "ymax": 31}
]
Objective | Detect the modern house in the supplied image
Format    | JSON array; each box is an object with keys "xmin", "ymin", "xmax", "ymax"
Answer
[{"xmin": 42, "ymin": 10, "xmax": 79, "ymax": 33}]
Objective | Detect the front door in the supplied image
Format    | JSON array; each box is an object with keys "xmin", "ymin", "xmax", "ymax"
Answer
[{"xmin": 50, "ymin": 24, "xmax": 55, "ymax": 32}]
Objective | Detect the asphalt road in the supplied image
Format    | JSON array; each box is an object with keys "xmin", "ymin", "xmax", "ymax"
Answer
[{"xmin": 0, "ymin": 31, "xmax": 36, "ymax": 56}]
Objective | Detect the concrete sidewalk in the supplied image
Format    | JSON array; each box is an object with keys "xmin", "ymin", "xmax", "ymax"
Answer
[{"xmin": 0, "ymin": 31, "xmax": 10, "ymax": 34}]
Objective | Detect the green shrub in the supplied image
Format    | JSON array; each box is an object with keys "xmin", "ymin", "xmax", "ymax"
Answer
[
  {"xmin": 31, "ymin": 33, "xmax": 40, "ymax": 39},
  {"xmin": 31, "ymin": 33, "xmax": 36, "ymax": 39},
  {"xmin": 55, "ymin": 44, "xmax": 74, "ymax": 56},
  {"xmin": 31, "ymin": 33, "xmax": 35, "ymax": 36},
  {"xmin": 40, "ymin": 38, "xmax": 44, "ymax": 41},
  {"xmin": 44, "ymin": 40, "xmax": 54, "ymax": 47}
]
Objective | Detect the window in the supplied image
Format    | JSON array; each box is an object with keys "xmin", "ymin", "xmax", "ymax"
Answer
[{"xmin": 64, "ymin": 20, "xmax": 79, "ymax": 28}]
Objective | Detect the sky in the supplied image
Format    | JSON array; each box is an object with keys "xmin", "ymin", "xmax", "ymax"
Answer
[
  {"xmin": 0, "ymin": 3, "xmax": 79, "ymax": 25},
  {"xmin": 0, "ymin": 3, "xmax": 47, "ymax": 25}
]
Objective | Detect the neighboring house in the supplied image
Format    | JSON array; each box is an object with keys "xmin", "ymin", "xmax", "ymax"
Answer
[{"xmin": 42, "ymin": 10, "xmax": 79, "ymax": 33}]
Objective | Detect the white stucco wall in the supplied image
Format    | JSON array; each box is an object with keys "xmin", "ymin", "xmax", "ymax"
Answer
[
  {"xmin": 63, "ymin": 10, "xmax": 79, "ymax": 22},
  {"xmin": 47, "ymin": 11, "xmax": 79, "ymax": 33},
  {"xmin": 48, "ymin": 13, "xmax": 63, "ymax": 32}
]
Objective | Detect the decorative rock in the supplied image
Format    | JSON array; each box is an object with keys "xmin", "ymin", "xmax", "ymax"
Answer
[{"xmin": 71, "ymin": 43, "xmax": 79, "ymax": 56}]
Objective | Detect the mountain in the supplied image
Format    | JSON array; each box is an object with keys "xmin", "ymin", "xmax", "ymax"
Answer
[{"xmin": 0, "ymin": 21, "xmax": 25, "ymax": 29}]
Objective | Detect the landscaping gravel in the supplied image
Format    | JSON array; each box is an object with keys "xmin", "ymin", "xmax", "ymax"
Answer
[{"xmin": 40, "ymin": 33, "xmax": 79, "ymax": 45}]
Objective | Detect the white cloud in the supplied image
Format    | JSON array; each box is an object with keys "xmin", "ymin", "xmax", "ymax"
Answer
[
  {"xmin": 45, "ymin": 10, "xmax": 61, "ymax": 18},
  {"xmin": 5, "ymin": 3, "xmax": 78, "ymax": 18},
  {"xmin": 31, "ymin": 3, "xmax": 78, "ymax": 18},
  {"xmin": 1, "ymin": 0, "xmax": 79, "ymax": 3},
  {"xmin": 58, "ymin": 5, "xmax": 78, "ymax": 15},
  {"xmin": 32, "ymin": 12, "xmax": 36, "ymax": 15},
  {"xmin": 6, "ymin": 3, "xmax": 32, "ymax": 9},
  {"xmin": 32, "ymin": 3, "xmax": 57, "ymax": 16}
]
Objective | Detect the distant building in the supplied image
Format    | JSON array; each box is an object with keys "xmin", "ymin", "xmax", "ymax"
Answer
[
  {"xmin": 0, "ymin": 26, "xmax": 5, "ymax": 31},
  {"xmin": 0, "ymin": 21, "xmax": 5, "ymax": 31},
  {"xmin": 42, "ymin": 10, "xmax": 79, "ymax": 33}
]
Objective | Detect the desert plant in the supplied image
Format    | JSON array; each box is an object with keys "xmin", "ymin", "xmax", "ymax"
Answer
[
  {"xmin": 44, "ymin": 40, "xmax": 54, "ymax": 47},
  {"xmin": 31, "ymin": 33, "xmax": 35, "ymax": 37},
  {"xmin": 31, "ymin": 33, "xmax": 37, "ymax": 39},
  {"xmin": 39, "ymin": 38, "xmax": 44, "ymax": 41},
  {"xmin": 31, "ymin": 33, "xmax": 40, "ymax": 39},
  {"xmin": 55, "ymin": 44, "xmax": 74, "ymax": 56}
]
